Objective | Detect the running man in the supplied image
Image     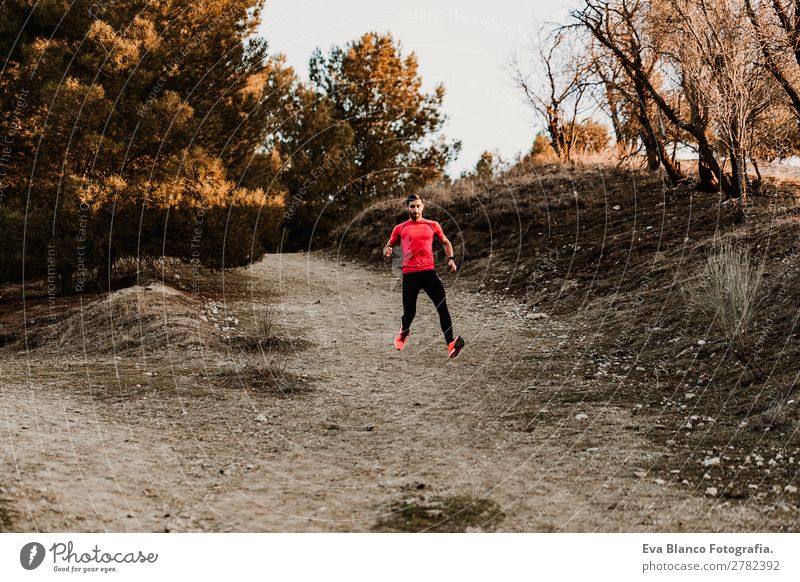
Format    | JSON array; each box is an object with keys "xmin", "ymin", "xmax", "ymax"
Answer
[{"xmin": 383, "ymin": 194, "xmax": 465, "ymax": 358}]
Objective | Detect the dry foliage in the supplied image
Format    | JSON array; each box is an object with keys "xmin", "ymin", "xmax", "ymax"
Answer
[{"xmin": 686, "ymin": 236, "xmax": 765, "ymax": 376}]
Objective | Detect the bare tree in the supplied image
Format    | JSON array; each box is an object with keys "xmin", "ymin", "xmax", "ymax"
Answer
[
  {"xmin": 510, "ymin": 27, "xmax": 595, "ymax": 163},
  {"xmin": 572, "ymin": 0, "xmax": 688, "ymax": 186},
  {"xmin": 665, "ymin": 0, "xmax": 777, "ymax": 208},
  {"xmin": 589, "ymin": 40, "xmax": 678, "ymax": 172},
  {"xmin": 744, "ymin": 0, "xmax": 800, "ymax": 120}
]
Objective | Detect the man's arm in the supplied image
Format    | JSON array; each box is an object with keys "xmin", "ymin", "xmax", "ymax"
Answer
[
  {"xmin": 434, "ymin": 222, "xmax": 458, "ymax": 272},
  {"xmin": 384, "ymin": 226, "xmax": 399, "ymax": 258}
]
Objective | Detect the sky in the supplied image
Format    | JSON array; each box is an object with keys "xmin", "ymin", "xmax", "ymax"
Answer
[{"xmin": 257, "ymin": 0, "xmax": 581, "ymax": 176}]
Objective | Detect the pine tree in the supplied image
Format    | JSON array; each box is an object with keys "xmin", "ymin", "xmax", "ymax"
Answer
[
  {"xmin": 308, "ymin": 32, "xmax": 460, "ymax": 206},
  {"xmin": 0, "ymin": 0, "xmax": 284, "ymax": 289}
]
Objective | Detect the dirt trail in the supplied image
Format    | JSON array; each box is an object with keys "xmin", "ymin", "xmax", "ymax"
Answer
[{"xmin": 0, "ymin": 252, "xmax": 776, "ymax": 532}]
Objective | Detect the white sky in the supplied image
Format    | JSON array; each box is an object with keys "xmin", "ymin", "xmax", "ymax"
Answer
[{"xmin": 258, "ymin": 0, "xmax": 581, "ymax": 177}]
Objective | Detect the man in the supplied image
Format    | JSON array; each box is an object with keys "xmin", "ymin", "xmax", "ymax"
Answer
[{"xmin": 383, "ymin": 194, "xmax": 465, "ymax": 358}]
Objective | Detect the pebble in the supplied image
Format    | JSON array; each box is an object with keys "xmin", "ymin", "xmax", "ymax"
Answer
[
  {"xmin": 575, "ymin": 413, "xmax": 588, "ymax": 421},
  {"xmin": 255, "ymin": 414, "xmax": 268, "ymax": 423},
  {"xmin": 527, "ymin": 312, "xmax": 549, "ymax": 320},
  {"xmin": 705, "ymin": 487, "xmax": 718, "ymax": 496},
  {"xmin": 703, "ymin": 457, "xmax": 720, "ymax": 467}
]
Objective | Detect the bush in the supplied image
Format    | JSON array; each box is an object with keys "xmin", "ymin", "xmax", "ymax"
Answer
[{"xmin": 686, "ymin": 237, "xmax": 764, "ymax": 376}]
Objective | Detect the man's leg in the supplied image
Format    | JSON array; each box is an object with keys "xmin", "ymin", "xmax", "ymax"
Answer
[
  {"xmin": 401, "ymin": 272, "xmax": 423, "ymax": 334},
  {"xmin": 421, "ymin": 271, "xmax": 454, "ymax": 345}
]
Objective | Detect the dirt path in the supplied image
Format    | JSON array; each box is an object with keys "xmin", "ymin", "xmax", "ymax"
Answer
[{"xmin": 0, "ymin": 252, "xmax": 777, "ymax": 531}]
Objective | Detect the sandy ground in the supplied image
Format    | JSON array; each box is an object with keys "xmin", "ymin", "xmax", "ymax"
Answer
[{"xmin": 0, "ymin": 252, "xmax": 783, "ymax": 532}]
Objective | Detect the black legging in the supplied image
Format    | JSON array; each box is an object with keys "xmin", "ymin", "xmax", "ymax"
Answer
[{"xmin": 401, "ymin": 269, "xmax": 454, "ymax": 344}]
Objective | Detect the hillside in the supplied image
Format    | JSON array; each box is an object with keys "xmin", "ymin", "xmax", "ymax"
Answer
[{"xmin": 338, "ymin": 164, "xmax": 800, "ymax": 512}]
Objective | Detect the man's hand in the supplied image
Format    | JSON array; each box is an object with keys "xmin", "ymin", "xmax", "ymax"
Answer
[
  {"xmin": 448, "ymin": 258, "xmax": 457, "ymax": 272},
  {"xmin": 383, "ymin": 245, "xmax": 393, "ymax": 258}
]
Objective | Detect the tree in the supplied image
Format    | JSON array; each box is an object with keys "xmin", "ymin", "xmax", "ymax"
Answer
[
  {"xmin": 262, "ymin": 55, "xmax": 358, "ymax": 250},
  {"xmin": 459, "ymin": 150, "xmax": 505, "ymax": 182},
  {"xmin": 308, "ymin": 32, "xmax": 460, "ymax": 205},
  {"xmin": 570, "ymin": 119, "xmax": 611, "ymax": 154},
  {"xmin": 589, "ymin": 40, "xmax": 674, "ymax": 170},
  {"xmin": 744, "ymin": 0, "xmax": 800, "ymax": 123},
  {"xmin": 0, "ymin": 0, "xmax": 284, "ymax": 288},
  {"xmin": 661, "ymin": 0, "xmax": 778, "ymax": 207},
  {"xmin": 572, "ymin": 1, "xmax": 688, "ymax": 185},
  {"xmin": 511, "ymin": 27, "xmax": 595, "ymax": 163},
  {"xmin": 474, "ymin": 151, "xmax": 497, "ymax": 181}
]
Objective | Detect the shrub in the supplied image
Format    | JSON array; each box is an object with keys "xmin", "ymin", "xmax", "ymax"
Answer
[{"xmin": 686, "ymin": 237, "xmax": 764, "ymax": 376}]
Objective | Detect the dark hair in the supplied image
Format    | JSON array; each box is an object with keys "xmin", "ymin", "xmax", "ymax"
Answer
[{"xmin": 406, "ymin": 194, "xmax": 422, "ymax": 205}]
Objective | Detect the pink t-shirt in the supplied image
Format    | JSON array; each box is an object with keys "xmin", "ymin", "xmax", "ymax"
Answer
[{"xmin": 388, "ymin": 218, "xmax": 446, "ymax": 273}]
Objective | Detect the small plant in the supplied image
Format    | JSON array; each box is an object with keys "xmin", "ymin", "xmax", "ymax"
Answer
[
  {"xmin": 254, "ymin": 305, "xmax": 275, "ymax": 346},
  {"xmin": 686, "ymin": 236, "xmax": 765, "ymax": 378},
  {"xmin": 227, "ymin": 352, "xmax": 306, "ymax": 396}
]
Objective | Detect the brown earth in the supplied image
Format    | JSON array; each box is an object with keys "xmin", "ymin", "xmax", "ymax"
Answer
[{"xmin": 1, "ymin": 250, "xmax": 795, "ymax": 532}]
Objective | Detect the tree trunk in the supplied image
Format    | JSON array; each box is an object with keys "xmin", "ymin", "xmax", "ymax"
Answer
[
  {"xmin": 696, "ymin": 139, "xmax": 734, "ymax": 195},
  {"xmin": 631, "ymin": 78, "xmax": 684, "ymax": 183},
  {"xmin": 752, "ymin": 157, "xmax": 761, "ymax": 181},
  {"xmin": 697, "ymin": 156, "xmax": 718, "ymax": 192},
  {"xmin": 639, "ymin": 127, "xmax": 661, "ymax": 172},
  {"xmin": 57, "ymin": 267, "xmax": 73, "ymax": 296},
  {"xmin": 729, "ymin": 145, "xmax": 748, "ymax": 206}
]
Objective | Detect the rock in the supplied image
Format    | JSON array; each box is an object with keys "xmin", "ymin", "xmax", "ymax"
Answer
[
  {"xmin": 634, "ymin": 470, "xmax": 647, "ymax": 478},
  {"xmin": 365, "ymin": 423, "xmax": 375, "ymax": 431},
  {"xmin": 705, "ymin": 487, "xmax": 718, "ymax": 496},
  {"xmin": 785, "ymin": 485, "xmax": 798, "ymax": 494},
  {"xmin": 697, "ymin": 339, "xmax": 706, "ymax": 345},
  {"xmin": 575, "ymin": 413, "xmax": 588, "ymax": 421},
  {"xmin": 703, "ymin": 457, "xmax": 720, "ymax": 467},
  {"xmin": 612, "ymin": 205, "xmax": 621, "ymax": 210},
  {"xmin": 255, "ymin": 414, "xmax": 268, "ymax": 423},
  {"xmin": 654, "ymin": 478, "xmax": 666, "ymax": 485}
]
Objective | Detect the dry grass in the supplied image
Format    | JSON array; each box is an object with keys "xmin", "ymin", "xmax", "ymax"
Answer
[
  {"xmin": 254, "ymin": 305, "xmax": 275, "ymax": 344},
  {"xmin": 685, "ymin": 236, "xmax": 765, "ymax": 376},
  {"xmin": 218, "ymin": 352, "xmax": 308, "ymax": 396}
]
